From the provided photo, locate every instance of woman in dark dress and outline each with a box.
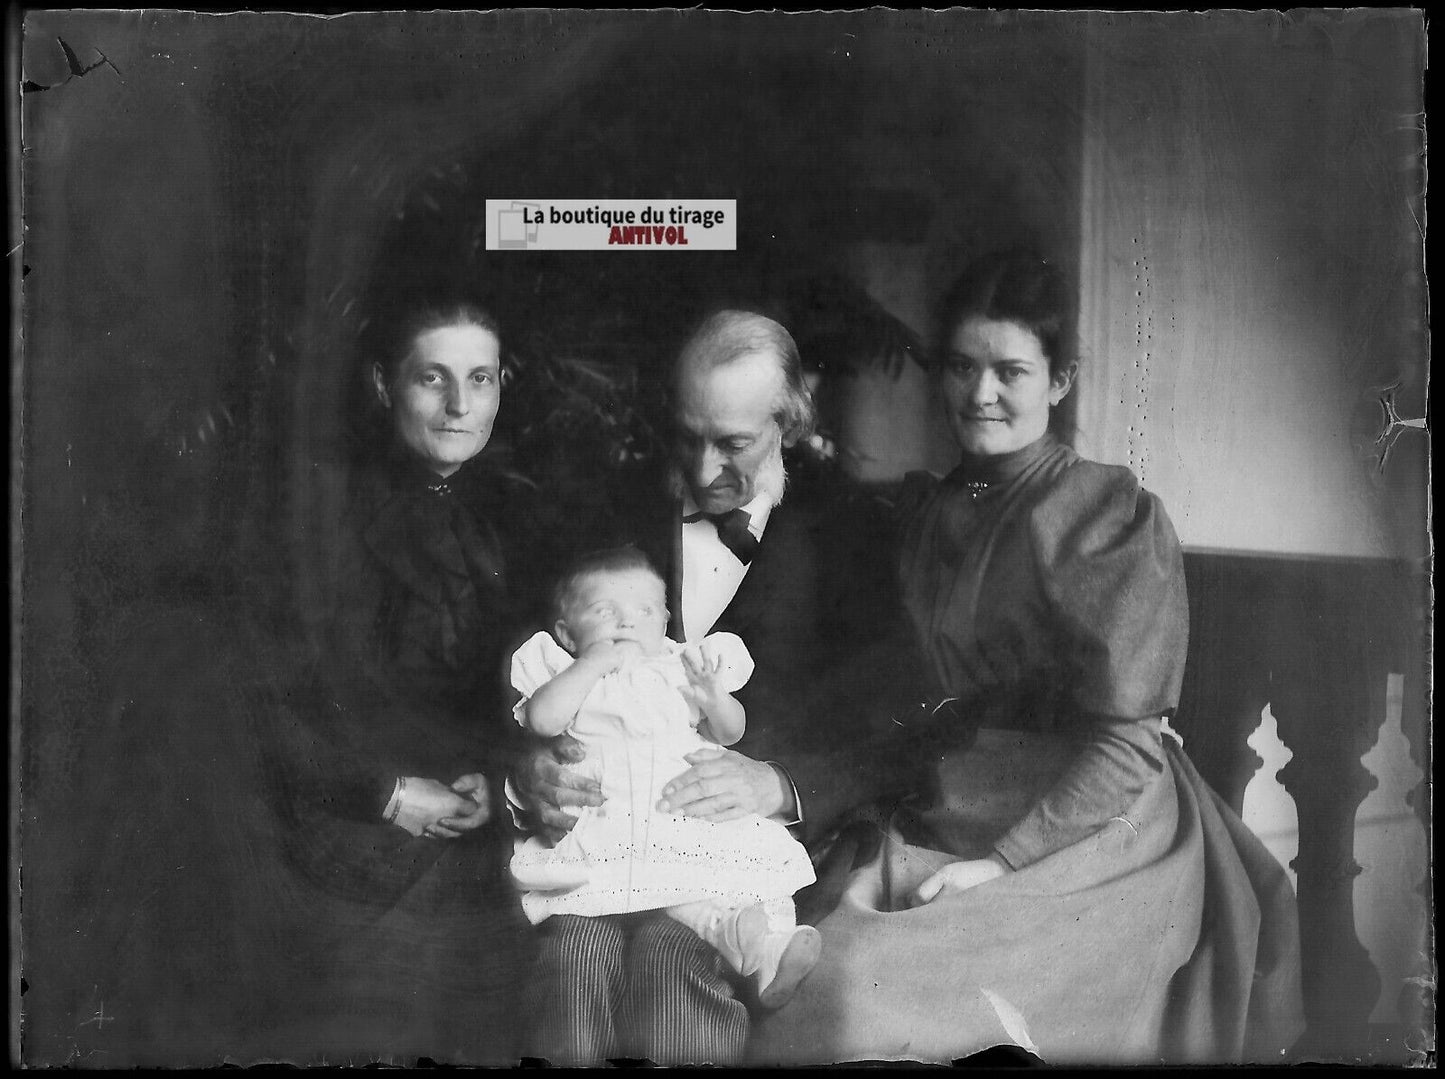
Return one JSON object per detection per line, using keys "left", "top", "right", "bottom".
{"left": 273, "top": 303, "right": 533, "bottom": 1063}
{"left": 751, "top": 253, "right": 1304, "bottom": 1064}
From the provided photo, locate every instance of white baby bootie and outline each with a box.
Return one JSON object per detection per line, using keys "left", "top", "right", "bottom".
{"left": 710, "top": 902, "right": 822, "bottom": 1011}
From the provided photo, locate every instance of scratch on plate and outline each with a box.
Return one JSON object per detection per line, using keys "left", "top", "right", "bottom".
{"left": 1107, "top": 815, "right": 1140, "bottom": 837}
{"left": 22, "top": 37, "right": 123, "bottom": 93}
{"left": 979, "top": 987, "right": 1041, "bottom": 1057}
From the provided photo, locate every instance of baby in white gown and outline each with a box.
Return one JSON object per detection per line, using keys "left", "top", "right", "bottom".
{"left": 510, "top": 546, "right": 821, "bottom": 1008}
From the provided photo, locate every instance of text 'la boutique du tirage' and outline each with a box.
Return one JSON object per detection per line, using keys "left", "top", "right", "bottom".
{"left": 523, "top": 204, "right": 726, "bottom": 246}
{"left": 485, "top": 199, "right": 738, "bottom": 251}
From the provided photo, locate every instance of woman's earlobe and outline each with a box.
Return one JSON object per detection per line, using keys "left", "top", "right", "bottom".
{"left": 1050, "top": 364, "right": 1078, "bottom": 404}
{"left": 371, "top": 362, "right": 391, "bottom": 408}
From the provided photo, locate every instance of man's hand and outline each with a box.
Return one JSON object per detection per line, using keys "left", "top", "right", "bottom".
{"left": 657, "top": 747, "right": 789, "bottom": 822}
{"left": 514, "top": 732, "right": 604, "bottom": 842}
{"left": 909, "top": 855, "right": 1010, "bottom": 906}
{"left": 393, "top": 777, "right": 484, "bottom": 839}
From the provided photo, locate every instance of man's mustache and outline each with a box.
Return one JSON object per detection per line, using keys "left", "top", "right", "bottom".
{"left": 666, "top": 450, "right": 789, "bottom": 504}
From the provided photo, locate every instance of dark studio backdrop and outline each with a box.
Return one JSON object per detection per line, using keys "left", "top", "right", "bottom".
{"left": 15, "top": 9, "right": 1430, "bottom": 1066}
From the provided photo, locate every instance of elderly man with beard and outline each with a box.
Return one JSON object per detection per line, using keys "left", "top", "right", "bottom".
{"left": 511, "top": 310, "right": 918, "bottom": 1065}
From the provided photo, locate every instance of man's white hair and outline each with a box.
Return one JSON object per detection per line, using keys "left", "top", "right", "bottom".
{"left": 674, "top": 310, "right": 816, "bottom": 445}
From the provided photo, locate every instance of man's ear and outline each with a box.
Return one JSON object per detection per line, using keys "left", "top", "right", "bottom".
{"left": 554, "top": 620, "right": 576, "bottom": 653}
{"left": 1049, "top": 363, "right": 1077, "bottom": 406}
{"left": 778, "top": 418, "right": 802, "bottom": 450}
{"left": 372, "top": 362, "right": 391, "bottom": 408}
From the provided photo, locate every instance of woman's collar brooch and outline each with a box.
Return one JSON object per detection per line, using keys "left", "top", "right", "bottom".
{"left": 965, "top": 480, "right": 990, "bottom": 501}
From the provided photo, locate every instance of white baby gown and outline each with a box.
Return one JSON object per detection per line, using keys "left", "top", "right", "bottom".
{"left": 509, "top": 630, "right": 816, "bottom": 924}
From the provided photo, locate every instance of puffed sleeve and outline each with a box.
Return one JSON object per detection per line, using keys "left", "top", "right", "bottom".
{"left": 992, "top": 462, "right": 1188, "bottom": 870}
{"left": 509, "top": 630, "right": 575, "bottom": 727}
{"left": 687, "top": 631, "right": 756, "bottom": 693}
{"left": 1034, "top": 462, "right": 1189, "bottom": 720}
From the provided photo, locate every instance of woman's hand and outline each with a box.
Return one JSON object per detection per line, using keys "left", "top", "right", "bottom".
{"left": 910, "top": 855, "right": 1011, "bottom": 907}
{"left": 435, "top": 773, "right": 492, "bottom": 835}
{"left": 392, "top": 776, "right": 485, "bottom": 839}
{"left": 514, "top": 732, "right": 604, "bottom": 843}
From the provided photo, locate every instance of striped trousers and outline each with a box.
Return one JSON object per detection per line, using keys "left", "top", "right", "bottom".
{"left": 523, "top": 911, "right": 749, "bottom": 1065}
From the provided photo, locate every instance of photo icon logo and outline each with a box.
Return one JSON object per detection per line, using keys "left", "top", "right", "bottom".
{"left": 496, "top": 201, "right": 542, "bottom": 248}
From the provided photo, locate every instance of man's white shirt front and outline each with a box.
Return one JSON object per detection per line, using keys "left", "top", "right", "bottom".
{"left": 678, "top": 492, "right": 774, "bottom": 641}
{"left": 677, "top": 491, "right": 802, "bottom": 826}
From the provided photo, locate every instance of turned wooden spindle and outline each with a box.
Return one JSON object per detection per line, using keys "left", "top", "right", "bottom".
{"left": 1241, "top": 702, "right": 1298, "bottom": 893}
{"left": 1268, "top": 560, "right": 1386, "bottom": 1059}
{"left": 1353, "top": 673, "right": 1429, "bottom": 1031}
{"left": 1177, "top": 555, "right": 1275, "bottom": 815}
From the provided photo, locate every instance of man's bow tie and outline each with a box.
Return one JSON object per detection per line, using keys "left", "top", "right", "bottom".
{"left": 683, "top": 507, "right": 759, "bottom": 565}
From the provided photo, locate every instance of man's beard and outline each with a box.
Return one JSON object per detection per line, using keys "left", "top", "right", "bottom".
{"left": 667, "top": 443, "right": 788, "bottom": 508}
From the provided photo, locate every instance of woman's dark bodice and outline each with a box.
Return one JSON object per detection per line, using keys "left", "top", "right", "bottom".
{"left": 336, "top": 450, "right": 509, "bottom": 712}
{"left": 299, "top": 448, "right": 521, "bottom": 822}
{"left": 896, "top": 436, "right": 1190, "bottom": 867}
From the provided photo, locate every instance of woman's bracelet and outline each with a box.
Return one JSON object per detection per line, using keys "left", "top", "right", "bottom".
{"left": 384, "top": 776, "right": 405, "bottom": 823}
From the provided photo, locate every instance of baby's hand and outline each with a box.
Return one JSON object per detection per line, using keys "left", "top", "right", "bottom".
{"left": 680, "top": 646, "right": 730, "bottom": 710}
{"left": 579, "top": 638, "right": 628, "bottom": 673}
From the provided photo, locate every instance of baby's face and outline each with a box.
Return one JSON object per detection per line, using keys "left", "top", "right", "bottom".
{"left": 558, "top": 568, "right": 669, "bottom": 658}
